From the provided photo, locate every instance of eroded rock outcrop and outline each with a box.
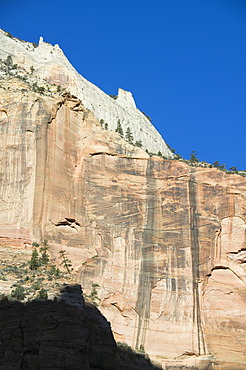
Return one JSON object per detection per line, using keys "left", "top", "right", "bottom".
{"left": 0, "top": 285, "right": 160, "bottom": 370}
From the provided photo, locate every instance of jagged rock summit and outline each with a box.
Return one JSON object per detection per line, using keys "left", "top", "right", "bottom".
{"left": 0, "top": 29, "right": 173, "bottom": 157}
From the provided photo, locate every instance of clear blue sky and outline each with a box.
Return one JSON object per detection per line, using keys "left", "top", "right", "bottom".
{"left": 1, "top": 0, "right": 246, "bottom": 169}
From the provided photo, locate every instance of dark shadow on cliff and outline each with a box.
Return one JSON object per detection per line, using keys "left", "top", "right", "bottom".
{"left": 0, "top": 284, "right": 161, "bottom": 370}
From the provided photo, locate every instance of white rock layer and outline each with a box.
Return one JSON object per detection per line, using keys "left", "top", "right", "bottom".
{"left": 0, "top": 29, "right": 173, "bottom": 157}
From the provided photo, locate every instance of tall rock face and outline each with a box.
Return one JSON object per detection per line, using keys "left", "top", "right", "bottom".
{"left": 0, "top": 33, "right": 246, "bottom": 369}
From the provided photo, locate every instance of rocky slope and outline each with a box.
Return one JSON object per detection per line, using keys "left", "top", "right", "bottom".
{"left": 0, "top": 32, "right": 246, "bottom": 369}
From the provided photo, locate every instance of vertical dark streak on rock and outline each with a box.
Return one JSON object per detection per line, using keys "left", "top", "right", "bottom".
{"left": 20, "top": 104, "right": 27, "bottom": 200}
{"left": 36, "top": 122, "right": 49, "bottom": 239}
{"left": 135, "top": 159, "right": 157, "bottom": 349}
{"left": 188, "top": 170, "right": 206, "bottom": 355}
{"left": 122, "top": 230, "right": 128, "bottom": 294}
{"left": 33, "top": 101, "right": 63, "bottom": 239}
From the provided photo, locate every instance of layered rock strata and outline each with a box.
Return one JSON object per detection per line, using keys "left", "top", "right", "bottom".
{"left": 0, "top": 78, "right": 245, "bottom": 369}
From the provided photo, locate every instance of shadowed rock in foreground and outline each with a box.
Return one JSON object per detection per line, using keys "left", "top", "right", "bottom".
{"left": 0, "top": 285, "right": 161, "bottom": 370}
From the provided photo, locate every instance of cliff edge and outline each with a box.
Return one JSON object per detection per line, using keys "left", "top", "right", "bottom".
{"left": 0, "top": 29, "right": 173, "bottom": 157}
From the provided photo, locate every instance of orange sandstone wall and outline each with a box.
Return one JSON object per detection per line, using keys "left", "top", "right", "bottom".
{"left": 0, "top": 81, "right": 245, "bottom": 367}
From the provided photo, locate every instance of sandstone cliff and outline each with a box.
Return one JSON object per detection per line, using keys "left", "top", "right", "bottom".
{"left": 0, "top": 33, "right": 246, "bottom": 370}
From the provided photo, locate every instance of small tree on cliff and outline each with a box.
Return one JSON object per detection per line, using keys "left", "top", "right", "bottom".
{"left": 229, "top": 166, "right": 238, "bottom": 173}
{"left": 189, "top": 151, "right": 199, "bottom": 163}
{"left": 4, "top": 55, "right": 13, "bottom": 67}
{"left": 40, "top": 239, "right": 49, "bottom": 265}
{"left": 213, "top": 161, "right": 225, "bottom": 169}
{"left": 125, "top": 127, "right": 134, "bottom": 144}
{"left": 59, "top": 250, "right": 73, "bottom": 273}
{"left": 115, "top": 120, "right": 124, "bottom": 138}
{"left": 89, "top": 283, "right": 100, "bottom": 306}
{"left": 30, "top": 248, "right": 40, "bottom": 270}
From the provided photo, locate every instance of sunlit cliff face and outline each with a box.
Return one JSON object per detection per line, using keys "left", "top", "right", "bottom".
{"left": 0, "top": 30, "right": 246, "bottom": 369}
{"left": 0, "top": 29, "right": 174, "bottom": 158}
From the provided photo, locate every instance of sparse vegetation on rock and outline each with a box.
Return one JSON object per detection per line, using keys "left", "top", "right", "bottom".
{"left": 59, "top": 250, "right": 73, "bottom": 273}
{"left": 11, "top": 284, "right": 26, "bottom": 301}
{"left": 40, "top": 239, "right": 50, "bottom": 265}
{"left": 30, "top": 247, "right": 40, "bottom": 270}
{"left": 141, "top": 111, "right": 152, "bottom": 122}
{"left": 125, "top": 126, "right": 134, "bottom": 144}
{"left": 100, "top": 119, "right": 109, "bottom": 130}
{"left": 213, "top": 160, "right": 225, "bottom": 169}
{"left": 0, "top": 239, "right": 74, "bottom": 303}
{"left": 135, "top": 140, "right": 143, "bottom": 148}
{"left": 88, "top": 283, "right": 100, "bottom": 306}
{"left": 189, "top": 150, "right": 199, "bottom": 163}
{"left": 109, "top": 94, "right": 118, "bottom": 100}
{"left": 115, "top": 119, "right": 124, "bottom": 138}
{"left": 36, "top": 287, "right": 48, "bottom": 300}
{"left": 32, "top": 82, "right": 45, "bottom": 93}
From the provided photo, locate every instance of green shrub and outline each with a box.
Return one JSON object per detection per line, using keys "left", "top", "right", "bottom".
{"left": 36, "top": 288, "right": 48, "bottom": 300}
{"left": 38, "top": 86, "right": 45, "bottom": 93}
{"left": 89, "top": 283, "right": 100, "bottom": 306}
{"left": 4, "top": 55, "right": 13, "bottom": 67}
{"left": 5, "top": 31, "right": 13, "bottom": 39}
{"left": 32, "top": 241, "right": 40, "bottom": 247}
{"left": 109, "top": 94, "right": 117, "bottom": 100}
{"left": 135, "top": 140, "right": 143, "bottom": 148}
{"left": 0, "top": 273, "right": 7, "bottom": 281}
{"left": 4, "top": 265, "right": 18, "bottom": 273}
{"left": 32, "top": 280, "right": 42, "bottom": 290}
{"left": 189, "top": 151, "right": 199, "bottom": 163}
{"left": 229, "top": 166, "right": 238, "bottom": 173}
{"left": 213, "top": 161, "right": 225, "bottom": 169}
{"left": 32, "top": 82, "right": 45, "bottom": 93}
{"left": 99, "top": 119, "right": 108, "bottom": 130}
{"left": 174, "top": 153, "right": 182, "bottom": 159}
{"left": 48, "top": 265, "right": 62, "bottom": 280}
{"left": 11, "top": 285, "right": 25, "bottom": 301}
{"left": 141, "top": 111, "right": 152, "bottom": 122}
